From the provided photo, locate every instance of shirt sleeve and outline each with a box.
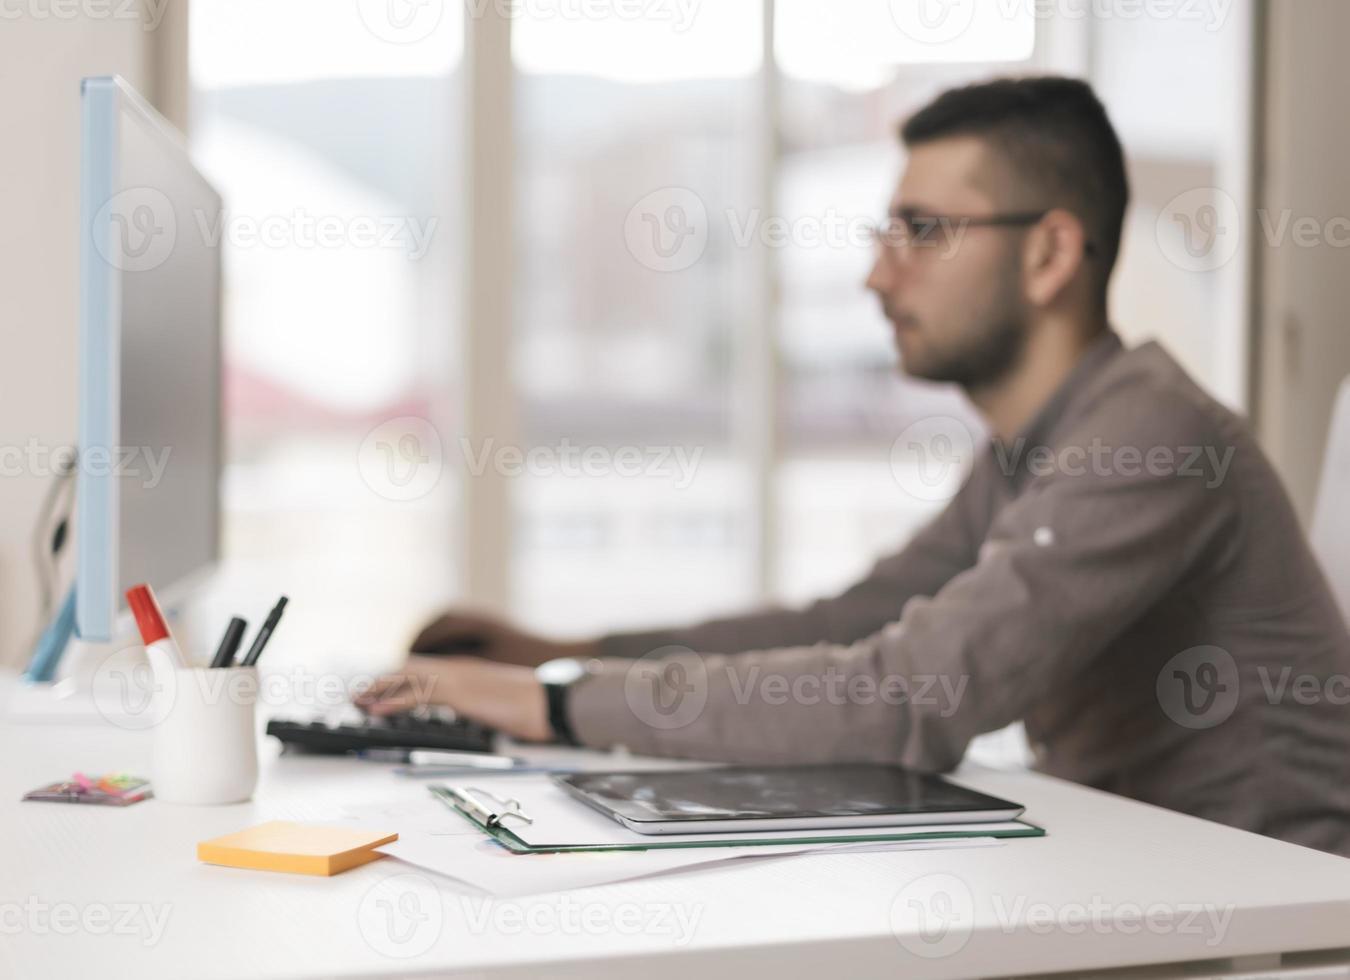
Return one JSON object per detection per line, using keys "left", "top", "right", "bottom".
{"left": 571, "top": 398, "right": 1242, "bottom": 769}
{"left": 595, "top": 458, "right": 996, "bottom": 660}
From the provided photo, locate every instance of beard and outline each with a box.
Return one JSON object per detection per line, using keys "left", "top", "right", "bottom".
{"left": 897, "top": 262, "right": 1029, "bottom": 390}
{"left": 906, "top": 312, "right": 1027, "bottom": 389}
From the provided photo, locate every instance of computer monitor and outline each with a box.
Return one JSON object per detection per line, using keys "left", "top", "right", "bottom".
{"left": 75, "top": 76, "right": 222, "bottom": 643}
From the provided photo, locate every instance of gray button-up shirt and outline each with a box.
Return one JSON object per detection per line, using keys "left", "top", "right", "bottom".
{"left": 573, "top": 332, "right": 1350, "bottom": 856}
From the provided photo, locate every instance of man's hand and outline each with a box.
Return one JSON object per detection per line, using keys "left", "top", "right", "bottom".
{"left": 410, "top": 610, "right": 598, "bottom": 668}
{"left": 354, "top": 655, "right": 552, "bottom": 743}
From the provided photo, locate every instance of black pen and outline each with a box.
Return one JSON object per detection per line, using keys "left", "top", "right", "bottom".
{"left": 209, "top": 616, "right": 249, "bottom": 668}
{"left": 240, "top": 596, "right": 288, "bottom": 667}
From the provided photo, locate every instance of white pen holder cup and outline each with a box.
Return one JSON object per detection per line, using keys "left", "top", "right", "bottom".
{"left": 152, "top": 666, "right": 259, "bottom": 805}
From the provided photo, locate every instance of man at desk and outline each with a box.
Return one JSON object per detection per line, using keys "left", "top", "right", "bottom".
{"left": 357, "top": 77, "right": 1350, "bottom": 856}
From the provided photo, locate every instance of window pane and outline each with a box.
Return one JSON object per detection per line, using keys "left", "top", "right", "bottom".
{"left": 190, "top": 0, "right": 461, "bottom": 667}
{"left": 773, "top": 6, "right": 1030, "bottom": 600}
{"left": 511, "top": 2, "right": 762, "bottom": 634}
{"left": 776, "top": 0, "right": 1035, "bottom": 84}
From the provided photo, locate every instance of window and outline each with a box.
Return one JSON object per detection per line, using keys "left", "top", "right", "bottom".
{"left": 510, "top": 2, "right": 763, "bottom": 633}
{"left": 190, "top": 0, "right": 461, "bottom": 666}
{"left": 772, "top": 1, "right": 1037, "bottom": 602}
{"left": 188, "top": 2, "right": 1251, "bottom": 687}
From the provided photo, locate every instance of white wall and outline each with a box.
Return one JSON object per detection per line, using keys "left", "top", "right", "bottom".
{"left": 0, "top": 5, "right": 164, "bottom": 668}
{"left": 1257, "top": 0, "right": 1350, "bottom": 521}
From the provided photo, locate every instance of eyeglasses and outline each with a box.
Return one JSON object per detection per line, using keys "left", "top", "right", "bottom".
{"left": 870, "top": 207, "right": 1099, "bottom": 259}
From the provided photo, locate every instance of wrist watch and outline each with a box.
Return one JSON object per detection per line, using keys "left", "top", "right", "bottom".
{"left": 535, "top": 658, "right": 597, "bottom": 746}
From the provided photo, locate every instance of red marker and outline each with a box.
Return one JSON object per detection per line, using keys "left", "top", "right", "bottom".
{"left": 126, "top": 583, "right": 188, "bottom": 672}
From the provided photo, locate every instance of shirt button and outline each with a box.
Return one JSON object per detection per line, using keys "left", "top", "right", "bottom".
{"left": 1033, "top": 526, "right": 1055, "bottom": 547}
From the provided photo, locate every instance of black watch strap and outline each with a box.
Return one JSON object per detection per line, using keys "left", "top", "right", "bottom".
{"left": 544, "top": 681, "right": 581, "bottom": 747}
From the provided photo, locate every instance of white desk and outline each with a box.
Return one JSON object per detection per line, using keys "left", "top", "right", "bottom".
{"left": 4, "top": 679, "right": 1350, "bottom": 980}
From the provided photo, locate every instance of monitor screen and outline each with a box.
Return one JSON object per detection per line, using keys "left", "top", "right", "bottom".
{"left": 76, "top": 76, "right": 222, "bottom": 641}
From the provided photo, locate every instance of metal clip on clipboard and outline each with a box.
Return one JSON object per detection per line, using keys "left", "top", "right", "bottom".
{"left": 450, "top": 786, "right": 534, "bottom": 828}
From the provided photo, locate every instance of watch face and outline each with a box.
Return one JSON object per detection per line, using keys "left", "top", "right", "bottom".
{"left": 535, "top": 657, "right": 586, "bottom": 685}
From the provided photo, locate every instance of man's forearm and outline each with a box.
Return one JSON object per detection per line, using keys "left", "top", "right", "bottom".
{"left": 597, "top": 484, "right": 987, "bottom": 661}
{"left": 570, "top": 628, "right": 974, "bottom": 772}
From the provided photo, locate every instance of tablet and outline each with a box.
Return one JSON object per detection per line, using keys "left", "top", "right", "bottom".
{"left": 553, "top": 764, "right": 1025, "bottom": 835}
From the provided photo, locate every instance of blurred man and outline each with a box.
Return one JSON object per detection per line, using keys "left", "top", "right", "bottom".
{"left": 357, "top": 77, "right": 1350, "bottom": 855}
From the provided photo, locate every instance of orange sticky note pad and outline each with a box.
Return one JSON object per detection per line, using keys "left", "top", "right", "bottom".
{"left": 197, "top": 821, "right": 398, "bottom": 877}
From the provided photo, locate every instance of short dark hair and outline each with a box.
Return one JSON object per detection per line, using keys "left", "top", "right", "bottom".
{"left": 901, "top": 76, "right": 1130, "bottom": 302}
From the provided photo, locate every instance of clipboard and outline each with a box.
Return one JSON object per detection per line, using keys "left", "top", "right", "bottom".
{"left": 430, "top": 781, "right": 1046, "bottom": 854}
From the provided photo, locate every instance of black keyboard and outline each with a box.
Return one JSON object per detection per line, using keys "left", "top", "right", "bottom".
{"left": 266, "top": 708, "right": 496, "bottom": 755}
